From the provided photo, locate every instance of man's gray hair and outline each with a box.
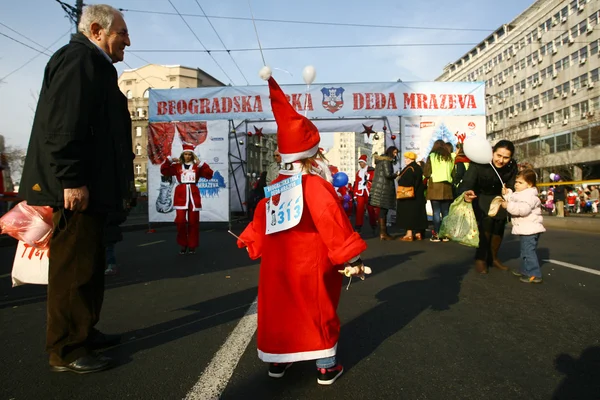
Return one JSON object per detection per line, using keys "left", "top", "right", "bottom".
{"left": 78, "top": 4, "right": 123, "bottom": 36}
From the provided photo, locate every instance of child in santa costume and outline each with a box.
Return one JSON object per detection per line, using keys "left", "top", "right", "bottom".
{"left": 237, "top": 69, "right": 368, "bottom": 386}
{"left": 160, "top": 144, "right": 213, "bottom": 254}
{"left": 353, "top": 155, "right": 378, "bottom": 234}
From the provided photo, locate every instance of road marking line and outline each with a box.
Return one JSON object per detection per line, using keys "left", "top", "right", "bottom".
{"left": 138, "top": 240, "right": 165, "bottom": 247}
{"left": 544, "top": 259, "right": 600, "bottom": 276}
{"left": 184, "top": 298, "right": 258, "bottom": 400}
{"left": 0, "top": 273, "right": 11, "bottom": 279}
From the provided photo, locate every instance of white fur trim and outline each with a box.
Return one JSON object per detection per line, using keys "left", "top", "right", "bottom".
{"left": 280, "top": 142, "right": 320, "bottom": 163}
{"left": 258, "top": 343, "right": 337, "bottom": 363}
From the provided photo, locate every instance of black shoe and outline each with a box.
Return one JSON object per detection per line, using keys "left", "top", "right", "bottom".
{"left": 317, "top": 364, "right": 344, "bottom": 385}
{"left": 89, "top": 330, "right": 121, "bottom": 349}
{"left": 188, "top": 247, "right": 196, "bottom": 255}
{"left": 268, "top": 362, "right": 293, "bottom": 378}
{"left": 50, "top": 354, "right": 111, "bottom": 374}
{"left": 179, "top": 246, "right": 187, "bottom": 255}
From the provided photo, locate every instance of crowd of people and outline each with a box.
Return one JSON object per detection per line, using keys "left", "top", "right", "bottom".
{"left": 12, "top": 1, "right": 594, "bottom": 387}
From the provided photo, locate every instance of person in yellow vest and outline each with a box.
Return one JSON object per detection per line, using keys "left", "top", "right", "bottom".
{"left": 423, "top": 140, "right": 455, "bottom": 242}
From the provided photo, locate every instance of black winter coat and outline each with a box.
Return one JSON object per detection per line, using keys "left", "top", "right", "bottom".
{"left": 369, "top": 155, "right": 397, "bottom": 210}
{"left": 19, "top": 33, "right": 134, "bottom": 212}
{"left": 458, "top": 160, "right": 517, "bottom": 221}
{"left": 395, "top": 161, "right": 428, "bottom": 230}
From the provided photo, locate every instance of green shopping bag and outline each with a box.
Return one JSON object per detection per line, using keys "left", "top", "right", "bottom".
{"left": 439, "top": 193, "right": 479, "bottom": 248}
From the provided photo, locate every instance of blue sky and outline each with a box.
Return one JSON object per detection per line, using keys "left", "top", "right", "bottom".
{"left": 0, "top": 0, "right": 529, "bottom": 149}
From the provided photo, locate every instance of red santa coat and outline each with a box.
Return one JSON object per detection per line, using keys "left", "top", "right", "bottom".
{"left": 160, "top": 160, "right": 214, "bottom": 211}
{"left": 238, "top": 173, "right": 367, "bottom": 363}
{"left": 353, "top": 166, "right": 375, "bottom": 197}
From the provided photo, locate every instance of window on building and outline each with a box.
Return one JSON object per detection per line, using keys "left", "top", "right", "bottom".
{"left": 590, "top": 10, "right": 600, "bottom": 27}
{"left": 572, "top": 102, "right": 581, "bottom": 117}
{"left": 571, "top": 50, "right": 579, "bottom": 65}
{"left": 143, "top": 89, "right": 150, "bottom": 98}
{"left": 580, "top": 100, "right": 590, "bottom": 115}
{"left": 591, "top": 39, "right": 599, "bottom": 56}
{"left": 556, "top": 133, "right": 571, "bottom": 152}
{"left": 136, "top": 107, "right": 144, "bottom": 117}
{"left": 579, "top": 46, "right": 588, "bottom": 61}
{"left": 563, "top": 81, "right": 571, "bottom": 93}
{"left": 126, "top": 90, "right": 132, "bottom": 99}
{"left": 579, "top": 20, "right": 587, "bottom": 35}
{"left": 135, "top": 126, "right": 142, "bottom": 137}
{"left": 591, "top": 68, "right": 599, "bottom": 82}
{"left": 126, "top": 80, "right": 132, "bottom": 86}
{"left": 135, "top": 143, "right": 142, "bottom": 156}
{"left": 169, "top": 76, "right": 176, "bottom": 82}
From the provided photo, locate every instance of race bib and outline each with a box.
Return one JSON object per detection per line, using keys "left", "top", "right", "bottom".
{"left": 181, "top": 169, "right": 196, "bottom": 184}
{"left": 264, "top": 173, "right": 303, "bottom": 235}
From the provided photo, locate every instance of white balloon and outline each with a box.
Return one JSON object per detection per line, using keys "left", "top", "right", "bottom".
{"left": 463, "top": 135, "right": 493, "bottom": 164}
{"left": 549, "top": 173, "right": 556, "bottom": 180}
{"left": 302, "top": 65, "right": 316, "bottom": 85}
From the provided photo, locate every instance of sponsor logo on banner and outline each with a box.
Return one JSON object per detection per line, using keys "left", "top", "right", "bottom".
{"left": 198, "top": 170, "right": 227, "bottom": 198}
{"left": 211, "top": 137, "right": 225, "bottom": 141}
{"left": 405, "top": 123, "right": 419, "bottom": 128}
{"left": 406, "top": 141, "right": 420, "bottom": 151}
{"left": 321, "top": 87, "right": 345, "bottom": 114}
{"left": 213, "top": 157, "right": 219, "bottom": 162}
{"left": 468, "top": 122, "right": 476, "bottom": 130}
{"left": 420, "top": 121, "right": 435, "bottom": 128}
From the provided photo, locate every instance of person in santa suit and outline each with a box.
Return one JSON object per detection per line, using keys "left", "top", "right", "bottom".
{"left": 160, "top": 143, "right": 213, "bottom": 254}
{"left": 237, "top": 68, "right": 368, "bottom": 386}
{"left": 353, "top": 155, "right": 378, "bottom": 234}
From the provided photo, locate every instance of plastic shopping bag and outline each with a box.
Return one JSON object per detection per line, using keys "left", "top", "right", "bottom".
{"left": 0, "top": 201, "right": 53, "bottom": 249}
{"left": 439, "top": 193, "right": 479, "bottom": 248}
{"left": 12, "top": 240, "right": 49, "bottom": 286}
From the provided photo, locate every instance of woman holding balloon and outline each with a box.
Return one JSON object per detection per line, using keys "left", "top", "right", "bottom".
{"left": 369, "top": 146, "right": 399, "bottom": 240}
{"left": 459, "top": 139, "right": 518, "bottom": 274}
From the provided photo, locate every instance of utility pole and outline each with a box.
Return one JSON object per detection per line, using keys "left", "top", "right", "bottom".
{"left": 75, "top": 0, "right": 83, "bottom": 26}
{"left": 55, "top": 0, "right": 83, "bottom": 30}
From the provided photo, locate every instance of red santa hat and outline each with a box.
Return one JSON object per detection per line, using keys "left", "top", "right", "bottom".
{"left": 261, "top": 69, "right": 320, "bottom": 163}
{"left": 181, "top": 142, "right": 195, "bottom": 152}
{"left": 358, "top": 154, "right": 368, "bottom": 165}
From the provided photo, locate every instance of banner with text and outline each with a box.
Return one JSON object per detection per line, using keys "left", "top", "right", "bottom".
{"left": 147, "top": 120, "right": 230, "bottom": 223}
{"left": 149, "top": 81, "right": 485, "bottom": 122}
{"left": 401, "top": 116, "right": 487, "bottom": 161}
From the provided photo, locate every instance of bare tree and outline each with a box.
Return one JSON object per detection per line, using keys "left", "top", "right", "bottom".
{"left": 3, "top": 145, "right": 26, "bottom": 190}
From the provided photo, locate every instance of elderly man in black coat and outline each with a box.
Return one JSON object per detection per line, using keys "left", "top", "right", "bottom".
{"left": 19, "top": 4, "right": 134, "bottom": 374}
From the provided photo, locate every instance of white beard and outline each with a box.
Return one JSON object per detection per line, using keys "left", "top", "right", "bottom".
{"left": 313, "top": 158, "right": 333, "bottom": 184}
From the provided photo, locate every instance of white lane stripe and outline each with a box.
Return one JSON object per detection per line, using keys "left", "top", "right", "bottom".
{"left": 138, "top": 240, "right": 165, "bottom": 247}
{"left": 184, "top": 298, "right": 258, "bottom": 400}
{"left": 543, "top": 259, "right": 600, "bottom": 276}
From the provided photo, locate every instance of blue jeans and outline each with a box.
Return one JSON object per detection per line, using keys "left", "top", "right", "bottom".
{"left": 106, "top": 244, "right": 116, "bottom": 265}
{"left": 316, "top": 355, "right": 336, "bottom": 369}
{"left": 431, "top": 200, "right": 451, "bottom": 234}
{"left": 520, "top": 234, "right": 541, "bottom": 278}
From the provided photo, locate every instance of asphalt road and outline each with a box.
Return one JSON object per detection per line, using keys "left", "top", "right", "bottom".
{"left": 0, "top": 224, "right": 599, "bottom": 400}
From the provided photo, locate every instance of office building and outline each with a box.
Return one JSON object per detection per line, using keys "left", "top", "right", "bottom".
{"left": 437, "top": 0, "right": 600, "bottom": 180}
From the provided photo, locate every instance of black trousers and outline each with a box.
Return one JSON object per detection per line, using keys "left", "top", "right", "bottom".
{"left": 475, "top": 216, "right": 506, "bottom": 262}
{"left": 47, "top": 209, "right": 106, "bottom": 364}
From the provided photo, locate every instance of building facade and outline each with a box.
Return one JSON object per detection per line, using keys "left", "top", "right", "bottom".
{"left": 117, "top": 64, "right": 225, "bottom": 191}
{"left": 437, "top": 0, "right": 600, "bottom": 180}
{"left": 326, "top": 132, "right": 374, "bottom": 183}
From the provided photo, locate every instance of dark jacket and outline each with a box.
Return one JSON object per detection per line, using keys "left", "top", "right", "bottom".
{"left": 395, "top": 161, "right": 428, "bottom": 230}
{"left": 458, "top": 160, "right": 518, "bottom": 221}
{"left": 369, "top": 155, "right": 397, "bottom": 210}
{"left": 19, "top": 33, "right": 134, "bottom": 212}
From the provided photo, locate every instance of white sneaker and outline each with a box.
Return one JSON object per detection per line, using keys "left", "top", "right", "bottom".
{"left": 488, "top": 196, "right": 504, "bottom": 217}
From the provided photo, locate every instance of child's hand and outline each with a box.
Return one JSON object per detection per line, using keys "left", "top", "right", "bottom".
{"left": 501, "top": 201, "right": 508, "bottom": 209}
